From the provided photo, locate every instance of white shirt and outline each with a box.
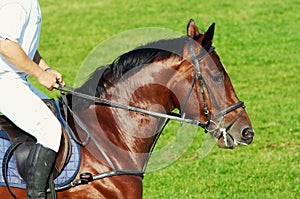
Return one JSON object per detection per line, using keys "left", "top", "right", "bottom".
{"left": 0, "top": 0, "right": 42, "bottom": 76}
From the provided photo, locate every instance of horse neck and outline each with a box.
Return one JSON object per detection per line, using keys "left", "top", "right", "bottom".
{"left": 103, "top": 59, "right": 180, "bottom": 146}
{"left": 70, "top": 58, "right": 186, "bottom": 171}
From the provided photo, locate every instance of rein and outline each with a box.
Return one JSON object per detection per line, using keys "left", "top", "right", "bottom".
{"left": 58, "top": 86, "right": 206, "bottom": 127}
{"left": 53, "top": 40, "right": 246, "bottom": 191}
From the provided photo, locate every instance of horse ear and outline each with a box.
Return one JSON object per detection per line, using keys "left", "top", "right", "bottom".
{"left": 201, "top": 23, "right": 215, "bottom": 49}
{"left": 187, "top": 19, "right": 200, "bottom": 39}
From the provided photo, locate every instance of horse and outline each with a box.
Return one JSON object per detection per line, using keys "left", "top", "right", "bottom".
{"left": 0, "top": 19, "right": 254, "bottom": 198}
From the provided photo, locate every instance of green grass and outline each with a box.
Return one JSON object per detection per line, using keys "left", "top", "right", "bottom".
{"left": 34, "top": 0, "right": 300, "bottom": 198}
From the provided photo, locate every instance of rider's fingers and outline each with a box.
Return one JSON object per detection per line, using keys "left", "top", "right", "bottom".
{"left": 47, "top": 84, "right": 54, "bottom": 91}
{"left": 56, "top": 77, "right": 65, "bottom": 88}
{"left": 56, "top": 74, "right": 63, "bottom": 82}
{"left": 52, "top": 82, "right": 59, "bottom": 90}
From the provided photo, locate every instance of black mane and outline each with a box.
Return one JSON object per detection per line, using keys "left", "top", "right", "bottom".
{"left": 71, "top": 36, "right": 189, "bottom": 108}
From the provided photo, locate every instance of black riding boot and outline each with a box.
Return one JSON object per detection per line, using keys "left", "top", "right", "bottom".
{"left": 25, "top": 143, "right": 56, "bottom": 199}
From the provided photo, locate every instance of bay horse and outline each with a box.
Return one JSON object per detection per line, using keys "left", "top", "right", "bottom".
{"left": 1, "top": 19, "right": 254, "bottom": 198}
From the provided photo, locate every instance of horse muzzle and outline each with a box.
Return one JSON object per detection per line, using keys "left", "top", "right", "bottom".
{"left": 215, "top": 127, "right": 254, "bottom": 149}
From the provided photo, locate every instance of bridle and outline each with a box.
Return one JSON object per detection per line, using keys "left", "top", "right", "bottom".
{"left": 53, "top": 38, "right": 246, "bottom": 191}
{"left": 186, "top": 39, "right": 246, "bottom": 144}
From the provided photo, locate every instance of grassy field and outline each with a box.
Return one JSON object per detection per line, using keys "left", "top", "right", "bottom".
{"left": 35, "top": 0, "right": 299, "bottom": 198}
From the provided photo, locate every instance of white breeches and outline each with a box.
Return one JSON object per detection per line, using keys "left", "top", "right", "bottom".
{"left": 0, "top": 75, "right": 61, "bottom": 152}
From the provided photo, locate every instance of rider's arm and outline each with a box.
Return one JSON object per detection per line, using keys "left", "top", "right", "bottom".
{"left": 0, "top": 39, "right": 44, "bottom": 77}
{"left": 0, "top": 39, "right": 62, "bottom": 90}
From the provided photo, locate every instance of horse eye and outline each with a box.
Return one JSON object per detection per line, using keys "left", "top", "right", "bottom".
{"left": 212, "top": 74, "right": 223, "bottom": 82}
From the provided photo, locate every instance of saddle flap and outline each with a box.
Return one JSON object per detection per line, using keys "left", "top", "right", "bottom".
{"left": 42, "top": 99, "right": 72, "bottom": 177}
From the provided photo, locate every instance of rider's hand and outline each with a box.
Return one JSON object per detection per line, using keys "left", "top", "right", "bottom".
{"left": 37, "top": 70, "right": 65, "bottom": 90}
{"left": 48, "top": 69, "right": 65, "bottom": 88}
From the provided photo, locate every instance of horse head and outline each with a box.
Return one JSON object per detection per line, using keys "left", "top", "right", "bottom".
{"left": 176, "top": 19, "right": 254, "bottom": 149}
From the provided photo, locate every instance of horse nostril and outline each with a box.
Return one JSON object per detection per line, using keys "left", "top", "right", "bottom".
{"left": 241, "top": 128, "right": 254, "bottom": 140}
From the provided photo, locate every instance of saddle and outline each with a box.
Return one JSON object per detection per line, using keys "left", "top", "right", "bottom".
{"left": 0, "top": 99, "right": 72, "bottom": 188}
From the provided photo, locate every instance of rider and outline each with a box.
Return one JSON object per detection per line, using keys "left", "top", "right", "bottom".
{"left": 0, "top": 0, "right": 64, "bottom": 198}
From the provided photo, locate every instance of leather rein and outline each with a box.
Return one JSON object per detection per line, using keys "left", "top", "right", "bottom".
{"left": 53, "top": 40, "right": 245, "bottom": 191}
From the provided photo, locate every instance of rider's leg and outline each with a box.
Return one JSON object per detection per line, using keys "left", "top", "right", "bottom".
{"left": 0, "top": 77, "right": 61, "bottom": 198}
{"left": 26, "top": 143, "right": 57, "bottom": 198}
